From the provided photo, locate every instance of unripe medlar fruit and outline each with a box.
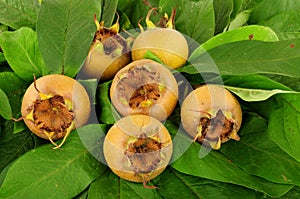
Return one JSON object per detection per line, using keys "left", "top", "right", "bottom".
{"left": 103, "top": 114, "right": 173, "bottom": 188}
{"left": 181, "top": 84, "right": 242, "bottom": 150}
{"left": 81, "top": 14, "right": 131, "bottom": 81}
{"left": 131, "top": 8, "right": 189, "bottom": 69}
{"left": 21, "top": 74, "right": 91, "bottom": 149}
{"left": 110, "top": 59, "right": 178, "bottom": 121}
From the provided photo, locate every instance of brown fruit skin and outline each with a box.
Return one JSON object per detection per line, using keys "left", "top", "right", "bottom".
{"left": 81, "top": 41, "right": 131, "bottom": 81}
{"left": 131, "top": 28, "right": 189, "bottom": 69}
{"left": 103, "top": 114, "right": 173, "bottom": 183}
{"left": 21, "top": 74, "right": 91, "bottom": 140}
{"left": 181, "top": 84, "right": 242, "bottom": 145}
{"left": 110, "top": 59, "right": 178, "bottom": 121}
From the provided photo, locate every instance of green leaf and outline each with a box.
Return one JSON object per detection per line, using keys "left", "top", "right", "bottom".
{"left": 231, "top": 0, "right": 243, "bottom": 20}
{"left": 225, "top": 86, "right": 298, "bottom": 102}
{"left": 0, "top": 131, "right": 106, "bottom": 199}
{"left": 213, "top": 0, "right": 233, "bottom": 34}
{"left": 254, "top": 10, "right": 300, "bottom": 33}
{"left": 0, "top": 0, "right": 40, "bottom": 29}
{"left": 0, "top": 27, "right": 46, "bottom": 81}
{"left": 101, "top": 0, "right": 118, "bottom": 27}
{"left": 0, "top": 88, "right": 12, "bottom": 120}
{"left": 0, "top": 52, "right": 5, "bottom": 64}
{"left": 0, "top": 121, "right": 43, "bottom": 172}
{"left": 227, "top": 10, "right": 251, "bottom": 30}
{"left": 0, "top": 72, "right": 28, "bottom": 117}
{"left": 221, "top": 115, "right": 300, "bottom": 186}
{"left": 36, "top": 0, "right": 101, "bottom": 77}
{"left": 88, "top": 170, "right": 118, "bottom": 199}
{"left": 97, "top": 81, "right": 120, "bottom": 125}
{"left": 118, "top": 0, "right": 159, "bottom": 29}
{"left": 78, "top": 79, "right": 98, "bottom": 105}
{"left": 171, "top": 142, "right": 293, "bottom": 197}
{"left": 180, "top": 39, "right": 300, "bottom": 77}
{"left": 154, "top": 168, "right": 260, "bottom": 199}
{"left": 268, "top": 94, "right": 300, "bottom": 163}
{"left": 249, "top": 0, "right": 300, "bottom": 31}
{"left": 88, "top": 170, "right": 161, "bottom": 199}
{"left": 159, "top": 0, "right": 215, "bottom": 44}
{"left": 223, "top": 74, "right": 291, "bottom": 91}
{"left": 77, "top": 124, "right": 108, "bottom": 163}
{"left": 264, "top": 74, "right": 300, "bottom": 92}
{"left": 189, "top": 25, "right": 278, "bottom": 60}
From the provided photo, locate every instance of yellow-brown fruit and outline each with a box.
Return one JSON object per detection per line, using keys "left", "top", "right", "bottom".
{"left": 103, "top": 114, "right": 173, "bottom": 188}
{"left": 81, "top": 15, "right": 131, "bottom": 81}
{"left": 110, "top": 59, "right": 178, "bottom": 121}
{"left": 181, "top": 84, "right": 242, "bottom": 149}
{"left": 21, "top": 74, "right": 91, "bottom": 149}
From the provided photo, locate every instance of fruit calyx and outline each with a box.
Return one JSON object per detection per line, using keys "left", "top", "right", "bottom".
{"left": 117, "top": 64, "right": 164, "bottom": 109}
{"left": 193, "top": 109, "right": 240, "bottom": 150}
{"left": 139, "top": 7, "right": 176, "bottom": 31}
{"left": 125, "top": 133, "right": 162, "bottom": 188}
{"left": 92, "top": 13, "right": 131, "bottom": 57}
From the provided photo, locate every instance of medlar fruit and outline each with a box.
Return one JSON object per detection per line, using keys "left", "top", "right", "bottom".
{"left": 21, "top": 74, "right": 91, "bottom": 149}
{"left": 103, "top": 114, "right": 173, "bottom": 188}
{"left": 181, "top": 84, "right": 242, "bottom": 149}
{"left": 80, "top": 14, "right": 131, "bottom": 81}
{"left": 110, "top": 59, "right": 178, "bottom": 121}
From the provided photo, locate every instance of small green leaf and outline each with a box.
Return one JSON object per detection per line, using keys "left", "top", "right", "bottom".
{"left": 13, "top": 121, "right": 27, "bottom": 134}
{"left": 0, "top": 0, "right": 40, "bottom": 29}
{"left": 97, "top": 81, "right": 120, "bottom": 124}
{"left": 0, "top": 131, "right": 106, "bottom": 199}
{"left": 143, "top": 50, "right": 164, "bottom": 64}
{"left": 0, "top": 27, "right": 45, "bottom": 81}
{"left": 228, "top": 10, "right": 251, "bottom": 30}
{"left": 36, "top": 0, "right": 101, "bottom": 77}
{"left": 225, "top": 86, "right": 298, "bottom": 102}
{"left": 0, "top": 72, "right": 28, "bottom": 117}
{"left": 0, "top": 88, "right": 12, "bottom": 120}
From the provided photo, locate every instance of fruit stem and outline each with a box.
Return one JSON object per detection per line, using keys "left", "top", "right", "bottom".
{"left": 11, "top": 116, "right": 24, "bottom": 122}
{"left": 143, "top": 181, "right": 158, "bottom": 189}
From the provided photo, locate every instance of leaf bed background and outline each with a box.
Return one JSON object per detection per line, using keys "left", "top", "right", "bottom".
{"left": 1, "top": 0, "right": 300, "bottom": 198}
